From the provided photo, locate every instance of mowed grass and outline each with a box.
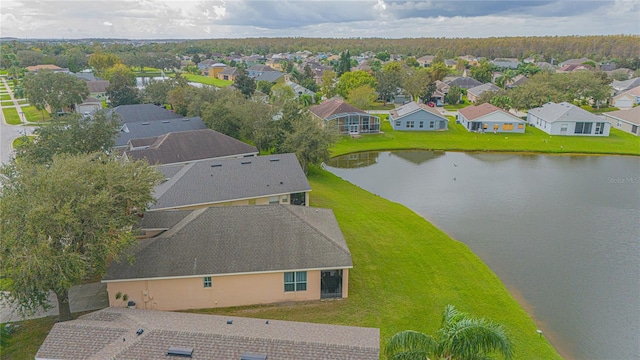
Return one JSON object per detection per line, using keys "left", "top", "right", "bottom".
{"left": 21, "top": 105, "right": 51, "bottom": 122}
{"left": 182, "top": 74, "right": 233, "bottom": 87}
{"left": 332, "top": 118, "right": 640, "bottom": 157}
{"left": 2, "top": 107, "right": 21, "bottom": 125}
{"left": 189, "top": 167, "right": 561, "bottom": 359}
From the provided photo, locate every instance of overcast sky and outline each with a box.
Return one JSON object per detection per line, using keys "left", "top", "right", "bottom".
{"left": 1, "top": 0, "right": 639, "bottom": 39}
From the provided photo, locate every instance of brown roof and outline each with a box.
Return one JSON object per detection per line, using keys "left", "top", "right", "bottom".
{"left": 625, "top": 85, "right": 640, "bottom": 97}
{"left": 603, "top": 107, "right": 640, "bottom": 125}
{"left": 309, "top": 98, "right": 366, "bottom": 119}
{"left": 25, "top": 64, "right": 62, "bottom": 72}
{"left": 87, "top": 80, "right": 110, "bottom": 93}
{"left": 36, "top": 307, "right": 380, "bottom": 359}
{"left": 123, "top": 129, "right": 258, "bottom": 166}
{"left": 458, "top": 103, "right": 516, "bottom": 121}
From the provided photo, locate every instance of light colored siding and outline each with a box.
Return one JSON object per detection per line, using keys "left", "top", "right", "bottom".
{"left": 391, "top": 110, "right": 447, "bottom": 131}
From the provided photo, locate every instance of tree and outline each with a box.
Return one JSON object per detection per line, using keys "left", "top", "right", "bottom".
{"left": 103, "top": 63, "right": 136, "bottom": 85}
{"left": 22, "top": 70, "right": 89, "bottom": 117}
{"left": 376, "top": 51, "right": 391, "bottom": 62}
{"left": 445, "top": 85, "right": 463, "bottom": 105}
{"left": 429, "top": 62, "right": 451, "bottom": 81}
{"left": 336, "top": 50, "right": 352, "bottom": 76}
{"left": 321, "top": 69, "right": 338, "bottom": 98}
{"left": 405, "top": 56, "right": 420, "bottom": 68}
{"left": 270, "top": 82, "right": 295, "bottom": 106}
{"left": 142, "top": 78, "right": 180, "bottom": 106}
{"left": 347, "top": 85, "right": 377, "bottom": 110}
{"left": 280, "top": 112, "right": 337, "bottom": 174}
{"left": 88, "top": 52, "right": 122, "bottom": 78}
{"left": 256, "top": 80, "right": 274, "bottom": 96}
{"left": 469, "top": 60, "right": 494, "bottom": 84}
{"left": 234, "top": 67, "right": 256, "bottom": 98}
{"left": 192, "top": 53, "right": 201, "bottom": 64}
{"left": 385, "top": 305, "right": 513, "bottom": 360}
{"left": 337, "top": 70, "right": 377, "bottom": 98}
{"left": 403, "top": 67, "right": 432, "bottom": 102}
{"left": 490, "top": 95, "right": 513, "bottom": 110}
{"left": 0, "top": 153, "right": 163, "bottom": 322}
{"left": 15, "top": 110, "right": 119, "bottom": 165}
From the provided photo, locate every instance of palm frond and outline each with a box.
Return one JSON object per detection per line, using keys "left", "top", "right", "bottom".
{"left": 385, "top": 330, "right": 438, "bottom": 360}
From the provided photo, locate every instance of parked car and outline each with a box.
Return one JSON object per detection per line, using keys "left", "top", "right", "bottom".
{"left": 427, "top": 102, "right": 436, "bottom": 107}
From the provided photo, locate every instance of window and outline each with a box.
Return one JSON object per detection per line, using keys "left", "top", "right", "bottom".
{"left": 632, "top": 125, "right": 638, "bottom": 134}
{"left": 595, "top": 122, "right": 605, "bottom": 135}
{"left": 395, "top": 120, "right": 401, "bottom": 127}
{"left": 419, "top": 121, "right": 424, "bottom": 128}
{"left": 284, "top": 271, "right": 307, "bottom": 292}
{"left": 406, "top": 121, "right": 415, "bottom": 128}
{"left": 429, "top": 121, "right": 434, "bottom": 128}
{"left": 203, "top": 276, "right": 212, "bottom": 288}
{"left": 574, "top": 122, "right": 593, "bottom": 134}
{"left": 502, "top": 123, "right": 514, "bottom": 131}
{"left": 618, "top": 120, "right": 622, "bottom": 127}
{"left": 269, "top": 196, "right": 279, "bottom": 204}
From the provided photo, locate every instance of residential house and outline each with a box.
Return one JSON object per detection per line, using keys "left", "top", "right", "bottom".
{"left": 86, "top": 80, "right": 110, "bottom": 100}
{"left": 612, "top": 77, "right": 640, "bottom": 94}
{"left": 505, "top": 74, "right": 529, "bottom": 89}
{"left": 491, "top": 58, "right": 520, "bottom": 70}
{"left": 116, "top": 117, "right": 208, "bottom": 148}
{"left": 25, "top": 64, "right": 71, "bottom": 73}
{"left": 559, "top": 57, "right": 592, "bottom": 67}
{"left": 466, "top": 83, "right": 500, "bottom": 103}
{"left": 416, "top": 55, "right": 435, "bottom": 67}
{"left": 527, "top": 102, "right": 611, "bottom": 136}
{"left": 309, "top": 98, "right": 380, "bottom": 135}
{"left": 217, "top": 67, "right": 237, "bottom": 81}
{"left": 286, "top": 81, "right": 316, "bottom": 101}
{"left": 104, "top": 205, "right": 352, "bottom": 309}
{"left": 444, "top": 59, "right": 457, "bottom": 68}
{"left": 557, "top": 63, "right": 594, "bottom": 73}
{"left": 601, "top": 107, "right": 640, "bottom": 136}
{"left": 122, "top": 129, "right": 258, "bottom": 166}
{"left": 75, "top": 96, "right": 102, "bottom": 115}
{"left": 389, "top": 101, "right": 448, "bottom": 131}
{"left": 444, "top": 76, "right": 483, "bottom": 89}
{"left": 536, "top": 62, "right": 556, "bottom": 72}
{"left": 201, "top": 62, "right": 227, "bottom": 77}
{"left": 458, "top": 103, "right": 526, "bottom": 133}
{"left": 36, "top": 307, "right": 380, "bottom": 359}
{"left": 611, "top": 85, "right": 640, "bottom": 108}
{"left": 110, "top": 104, "right": 183, "bottom": 123}
{"left": 240, "top": 55, "right": 265, "bottom": 67}
{"left": 150, "top": 153, "right": 311, "bottom": 211}
{"left": 254, "top": 70, "right": 285, "bottom": 84}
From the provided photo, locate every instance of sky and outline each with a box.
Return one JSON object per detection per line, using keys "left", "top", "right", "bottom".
{"left": 1, "top": 0, "right": 639, "bottom": 39}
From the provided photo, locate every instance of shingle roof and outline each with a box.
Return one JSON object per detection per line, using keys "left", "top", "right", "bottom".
{"left": 123, "top": 129, "right": 258, "bottom": 166}
{"left": 527, "top": 102, "right": 605, "bottom": 123}
{"left": 467, "top": 83, "right": 500, "bottom": 97}
{"left": 219, "top": 67, "right": 238, "bottom": 76}
{"left": 25, "top": 64, "right": 62, "bottom": 72}
{"left": 602, "top": 107, "right": 640, "bottom": 125}
{"left": 36, "top": 307, "right": 379, "bottom": 360}
{"left": 624, "top": 85, "right": 640, "bottom": 97}
{"left": 110, "top": 104, "right": 183, "bottom": 123}
{"left": 116, "top": 117, "right": 208, "bottom": 147}
{"left": 611, "top": 77, "right": 640, "bottom": 92}
{"left": 389, "top": 101, "right": 447, "bottom": 120}
{"left": 253, "top": 71, "right": 284, "bottom": 82}
{"left": 86, "top": 80, "right": 110, "bottom": 93}
{"left": 151, "top": 153, "right": 311, "bottom": 210}
{"left": 445, "top": 77, "right": 483, "bottom": 89}
{"left": 459, "top": 103, "right": 524, "bottom": 122}
{"left": 248, "top": 64, "right": 276, "bottom": 72}
{"left": 105, "top": 205, "right": 351, "bottom": 280}
{"left": 309, "top": 98, "right": 366, "bottom": 119}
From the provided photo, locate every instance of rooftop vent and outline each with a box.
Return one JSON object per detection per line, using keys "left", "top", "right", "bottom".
{"left": 241, "top": 161, "right": 251, "bottom": 165}
{"left": 269, "top": 158, "right": 280, "bottom": 162}
{"left": 167, "top": 347, "right": 193, "bottom": 357}
{"left": 141, "top": 122, "right": 150, "bottom": 125}
{"left": 136, "top": 328, "right": 144, "bottom": 336}
{"left": 241, "top": 354, "right": 267, "bottom": 360}
{"left": 227, "top": 320, "right": 233, "bottom": 324}
{"left": 211, "top": 164, "right": 222, "bottom": 168}
{"left": 162, "top": 120, "right": 170, "bottom": 123}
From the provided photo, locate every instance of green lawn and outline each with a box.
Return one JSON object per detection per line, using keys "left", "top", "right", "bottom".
{"left": 0, "top": 93, "right": 11, "bottom": 101}
{"left": 365, "top": 102, "right": 396, "bottom": 110}
{"left": 443, "top": 97, "right": 471, "bottom": 110}
{"left": 182, "top": 74, "right": 233, "bottom": 87}
{"left": 12, "top": 135, "right": 35, "bottom": 148}
{"left": 189, "top": 166, "right": 561, "bottom": 359}
{"left": 331, "top": 118, "right": 640, "bottom": 157}
{"left": 580, "top": 105, "right": 619, "bottom": 113}
{"left": 2, "top": 107, "right": 21, "bottom": 125}
{"left": 21, "top": 105, "right": 51, "bottom": 123}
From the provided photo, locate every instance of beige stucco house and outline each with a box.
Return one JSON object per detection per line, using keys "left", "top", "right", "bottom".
{"left": 103, "top": 205, "right": 353, "bottom": 311}
{"left": 601, "top": 107, "right": 640, "bottom": 136}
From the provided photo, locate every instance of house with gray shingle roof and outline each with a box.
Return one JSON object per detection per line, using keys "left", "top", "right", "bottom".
{"left": 115, "top": 117, "right": 208, "bottom": 148}
{"left": 110, "top": 104, "right": 183, "bottom": 123}
{"left": 389, "top": 101, "right": 448, "bottom": 131}
{"left": 150, "top": 153, "right": 311, "bottom": 211}
{"left": 309, "top": 98, "right": 380, "bottom": 134}
{"left": 602, "top": 107, "right": 640, "bottom": 136}
{"left": 527, "top": 102, "right": 611, "bottom": 136}
{"left": 104, "top": 205, "right": 353, "bottom": 310}
{"left": 444, "top": 76, "right": 483, "bottom": 89}
{"left": 466, "top": 83, "right": 500, "bottom": 102}
{"left": 122, "top": 129, "right": 258, "bottom": 166}
{"left": 36, "top": 307, "right": 379, "bottom": 359}
{"left": 458, "top": 103, "right": 525, "bottom": 133}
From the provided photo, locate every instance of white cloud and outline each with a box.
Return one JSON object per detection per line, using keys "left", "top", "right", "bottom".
{"left": 103, "top": 21, "right": 113, "bottom": 26}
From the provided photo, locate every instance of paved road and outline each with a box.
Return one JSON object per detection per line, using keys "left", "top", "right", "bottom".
{"left": 0, "top": 75, "right": 36, "bottom": 165}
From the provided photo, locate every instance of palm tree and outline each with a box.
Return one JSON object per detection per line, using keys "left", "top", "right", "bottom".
{"left": 385, "top": 305, "right": 513, "bottom": 360}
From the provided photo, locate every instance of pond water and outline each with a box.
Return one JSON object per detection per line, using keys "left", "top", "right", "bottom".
{"left": 326, "top": 151, "right": 640, "bottom": 360}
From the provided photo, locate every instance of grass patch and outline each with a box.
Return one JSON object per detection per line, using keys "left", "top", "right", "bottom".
{"left": 12, "top": 135, "right": 35, "bottom": 148}
{"left": 182, "top": 74, "right": 233, "bottom": 87}
{"left": 21, "top": 105, "right": 51, "bottom": 123}
{"left": 365, "top": 102, "right": 396, "bottom": 110}
{"left": 331, "top": 118, "right": 640, "bottom": 156}
{"left": 2, "top": 107, "right": 21, "bottom": 125}
{"left": 0, "top": 93, "right": 11, "bottom": 101}
{"left": 580, "top": 105, "right": 620, "bottom": 113}
{"left": 443, "top": 97, "right": 471, "bottom": 110}
{"left": 188, "top": 166, "right": 561, "bottom": 359}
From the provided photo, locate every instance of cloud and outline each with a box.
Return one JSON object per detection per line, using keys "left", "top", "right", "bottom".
{"left": 103, "top": 21, "right": 113, "bottom": 26}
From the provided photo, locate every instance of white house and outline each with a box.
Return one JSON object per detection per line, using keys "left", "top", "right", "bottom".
{"left": 527, "top": 102, "right": 611, "bottom": 136}
{"left": 458, "top": 103, "right": 526, "bottom": 133}
{"left": 611, "top": 85, "right": 640, "bottom": 109}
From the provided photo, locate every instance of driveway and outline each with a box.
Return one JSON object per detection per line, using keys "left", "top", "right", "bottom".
{"left": 0, "top": 282, "right": 108, "bottom": 323}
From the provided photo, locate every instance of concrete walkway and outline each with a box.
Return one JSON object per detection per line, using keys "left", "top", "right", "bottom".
{"left": 0, "top": 75, "right": 36, "bottom": 165}
{"left": 0, "top": 282, "right": 108, "bottom": 323}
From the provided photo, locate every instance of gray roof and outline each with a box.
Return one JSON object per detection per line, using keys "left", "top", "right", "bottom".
{"left": 602, "top": 107, "right": 640, "bottom": 126}
{"left": 445, "top": 77, "right": 483, "bottom": 89}
{"left": 527, "top": 102, "right": 606, "bottom": 123}
{"left": 151, "top": 153, "right": 311, "bottom": 210}
{"left": 612, "top": 77, "right": 640, "bottom": 93}
{"left": 105, "top": 205, "right": 352, "bottom": 280}
{"left": 36, "top": 307, "right": 379, "bottom": 360}
{"left": 110, "top": 104, "right": 184, "bottom": 123}
{"left": 467, "top": 83, "right": 500, "bottom": 97}
{"left": 389, "top": 101, "right": 447, "bottom": 120}
{"left": 116, "top": 117, "right": 207, "bottom": 147}
{"left": 123, "top": 129, "right": 258, "bottom": 166}
{"left": 254, "top": 71, "right": 285, "bottom": 83}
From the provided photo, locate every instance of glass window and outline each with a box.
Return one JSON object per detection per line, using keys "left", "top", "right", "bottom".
{"left": 395, "top": 120, "right": 401, "bottom": 127}
{"left": 269, "top": 196, "right": 279, "bottom": 204}
{"left": 407, "top": 121, "right": 415, "bottom": 128}
{"left": 203, "top": 276, "right": 212, "bottom": 288}
{"left": 284, "top": 271, "right": 307, "bottom": 292}
{"left": 430, "top": 121, "right": 434, "bottom": 128}
{"left": 419, "top": 121, "right": 424, "bottom": 128}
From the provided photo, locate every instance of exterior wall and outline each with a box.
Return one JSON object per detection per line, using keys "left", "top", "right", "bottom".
{"left": 613, "top": 95, "right": 634, "bottom": 109}
{"left": 155, "top": 192, "right": 310, "bottom": 211}
{"left": 459, "top": 112, "right": 525, "bottom": 133}
{"left": 76, "top": 103, "right": 101, "bottom": 114}
{"left": 326, "top": 114, "right": 380, "bottom": 134}
{"left": 217, "top": 73, "right": 236, "bottom": 81}
{"left": 390, "top": 110, "right": 447, "bottom": 131}
{"left": 106, "top": 269, "right": 347, "bottom": 311}
{"left": 603, "top": 115, "right": 639, "bottom": 136}
{"left": 528, "top": 113, "right": 610, "bottom": 136}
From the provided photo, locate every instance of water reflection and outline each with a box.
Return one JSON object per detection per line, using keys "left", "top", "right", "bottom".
{"left": 327, "top": 151, "right": 380, "bottom": 168}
